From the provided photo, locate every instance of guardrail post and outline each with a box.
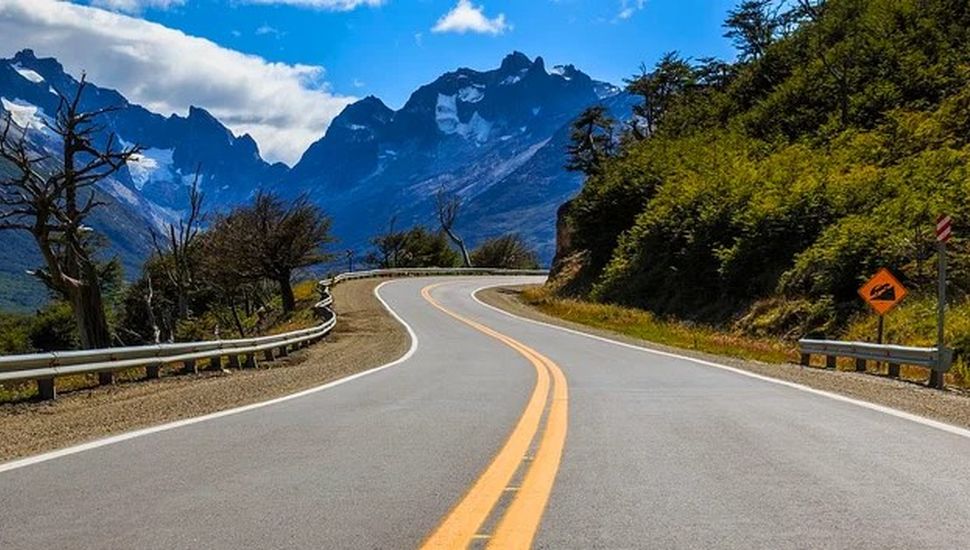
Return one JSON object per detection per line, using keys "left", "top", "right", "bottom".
{"left": 146, "top": 364, "right": 161, "bottom": 379}
{"left": 888, "top": 363, "right": 900, "bottom": 378}
{"left": 36, "top": 377, "right": 55, "bottom": 400}
{"left": 183, "top": 359, "right": 198, "bottom": 375}
{"left": 854, "top": 358, "right": 866, "bottom": 372}
{"left": 278, "top": 345, "right": 289, "bottom": 357}
{"left": 208, "top": 356, "right": 224, "bottom": 371}
{"left": 263, "top": 349, "right": 275, "bottom": 362}
{"left": 227, "top": 354, "right": 240, "bottom": 369}
{"left": 825, "top": 355, "right": 836, "bottom": 370}
{"left": 243, "top": 353, "right": 258, "bottom": 369}
{"left": 800, "top": 353, "right": 810, "bottom": 367}
{"left": 98, "top": 371, "right": 114, "bottom": 386}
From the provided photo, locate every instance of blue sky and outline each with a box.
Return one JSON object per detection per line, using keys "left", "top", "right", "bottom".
{"left": 145, "top": 0, "right": 739, "bottom": 108}
{"left": 0, "top": 0, "right": 741, "bottom": 164}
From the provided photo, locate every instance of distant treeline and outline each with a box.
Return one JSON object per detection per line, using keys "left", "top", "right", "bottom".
{"left": 559, "top": 0, "right": 970, "bottom": 339}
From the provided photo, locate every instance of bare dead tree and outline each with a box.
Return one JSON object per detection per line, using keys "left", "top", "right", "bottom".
{"left": 151, "top": 167, "right": 203, "bottom": 322}
{"left": 145, "top": 273, "right": 162, "bottom": 344}
{"left": 435, "top": 188, "right": 472, "bottom": 267}
{"left": 0, "top": 76, "right": 141, "bottom": 351}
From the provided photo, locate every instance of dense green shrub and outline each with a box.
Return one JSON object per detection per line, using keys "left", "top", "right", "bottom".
{"left": 564, "top": 0, "right": 970, "bottom": 338}
{"left": 470, "top": 234, "right": 540, "bottom": 270}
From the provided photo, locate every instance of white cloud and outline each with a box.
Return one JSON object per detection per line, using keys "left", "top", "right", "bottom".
{"left": 0, "top": 0, "right": 355, "bottom": 165}
{"left": 241, "top": 0, "right": 386, "bottom": 9}
{"left": 88, "top": 0, "right": 384, "bottom": 13}
{"left": 432, "top": 0, "right": 509, "bottom": 35}
{"left": 89, "top": 0, "right": 184, "bottom": 13}
{"left": 255, "top": 24, "right": 284, "bottom": 37}
{"left": 617, "top": 0, "right": 646, "bottom": 20}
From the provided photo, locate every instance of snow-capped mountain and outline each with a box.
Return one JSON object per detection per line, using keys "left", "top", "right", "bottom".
{"left": 284, "top": 52, "right": 633, "bottom": 260}
{"left": 0, "top": 50, "right": 286, "bottom": 212}
{"left": 0, "top": 49, "right": 285, "bottom": 310}
{"left": 0, "top": 49, "right": 631, "bottom": 310}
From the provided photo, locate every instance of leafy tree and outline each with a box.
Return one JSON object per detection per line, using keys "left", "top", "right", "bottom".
{"left": 566, "top": 106, "right": 616, "bottom": 177}
{"left": 624, "top": 52, "right": 696, "bottom": 139}
{"left": 0, "top": 77, "right": 140, "bottom": 351}
{"left": 0, "top": 312, "right": 33, "bottom": 354}
{"left": 366, "top": 224, "right": 460, "bottom": 268}
{"left": 723, "top": 0, "right": 782, "bottom": 61}
{"left": 236, "top": 192, "right": 334, "bottom": 313}
{"left": 28, "top": 301, "right": 79, "bottom": 352}
{"left": 471, "top": 234, "right": 541, "bottom": 270}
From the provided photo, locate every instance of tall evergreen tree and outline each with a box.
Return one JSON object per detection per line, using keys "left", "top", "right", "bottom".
{"left": 566, "top": 105, "right": 616, "bottom": 177}
{"left": 723, "top": 0, "right": 782, "bottom": 61}
{"left": 624, "top": 52, "right": 696, "bottom": 139}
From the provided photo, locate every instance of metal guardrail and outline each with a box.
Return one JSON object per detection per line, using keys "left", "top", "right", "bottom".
{"left": 798, "top": 339, "right": 953, "bottom": 384}
{"left": 320, "top": 267, "right": 549, "bottom": 288}
{"left": 0, "top": 267, "right": 547, "bottom": 400}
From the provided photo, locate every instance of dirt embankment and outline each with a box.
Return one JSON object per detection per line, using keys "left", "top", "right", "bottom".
{"left": 0, "top": 279, "right": 408, "bottom": 462}
{"left": 479, "top": 285, "right": 970, "bottom": 431}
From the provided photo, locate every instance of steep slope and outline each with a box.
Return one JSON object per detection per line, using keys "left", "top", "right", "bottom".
{"left": 286, "top": 52, "right": 629, "bottom": 261}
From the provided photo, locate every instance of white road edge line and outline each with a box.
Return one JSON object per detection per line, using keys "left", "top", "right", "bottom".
{"left": 0, "top": 280, "right": 419, "bottom": 474}
{"left": 471, "top": 282, "right": 970, "bottom": 440}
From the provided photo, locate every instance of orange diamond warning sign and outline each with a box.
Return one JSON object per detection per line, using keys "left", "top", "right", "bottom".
{"left": 858, "top": 268, "right": 908, "bottom": 316}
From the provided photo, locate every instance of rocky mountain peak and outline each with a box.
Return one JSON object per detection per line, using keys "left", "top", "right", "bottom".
{"left": 500, "top": 51, "right": 533, "bottom": 73}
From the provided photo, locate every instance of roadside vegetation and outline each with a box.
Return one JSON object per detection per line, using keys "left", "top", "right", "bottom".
{"left": 522, "top": 286, "right": 793, "bottom": 364}
{"left": 554, "top": 0, "right": 970, "bottom": 376}
{"left": 521, "top": 286, "right": 970, "bottom": 388}
{"left": 366, "top": 209, "right": 540, "bottom": 271}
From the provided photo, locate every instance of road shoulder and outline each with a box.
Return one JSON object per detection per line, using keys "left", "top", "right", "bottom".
{"left": 0, "top": 279, "right": 409, "bottom": 462}
{"left": 478, "top": 285, "right": 970, "bottom": 430}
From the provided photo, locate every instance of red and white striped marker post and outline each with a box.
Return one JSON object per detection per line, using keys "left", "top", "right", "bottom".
{"left": 937, "top": 214, "right": 952, "bottom": 243}
{"left": 932, "top": 214, "right": 953, "bottom": 388}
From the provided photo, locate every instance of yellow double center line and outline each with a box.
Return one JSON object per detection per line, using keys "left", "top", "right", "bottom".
{"left": 419, "top": 283, "right": 568, "bottom": 549}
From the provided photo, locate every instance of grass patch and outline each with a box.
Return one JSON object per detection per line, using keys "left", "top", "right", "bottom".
{"left": 520, "top": 286, "right": 795, "bottom": 365}
{"left": 266, "top": 280, "right": 324, "bottom": 335}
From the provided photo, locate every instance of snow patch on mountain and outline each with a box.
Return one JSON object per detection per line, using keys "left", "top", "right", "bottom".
{"left": 435, "top": 93, "right": 460, "bottom": 133}
{"left": 458, "top": 85, "right": 485, "bottom": 103}
{"left": 11, "top": 63, "right": 43, "bottom": 84}
{"left": 1, "top": 97, "right": 49, "bottom": 131}
{"left": 490, "top": 138, "right": 551, "bottom": 181}
{"left": 435, "top": 94, "right": 492, "bottom": 143}
{"left": 595, "top": 82, "right": 622, "bottom": 99}
{"left": 105, "top": 179, "right": 140, "bottom": 207}
{"left": 126, "top": 147, "right": 175, "bottom": 191}
{"left": 460, "top": 112, "right": 491, "bottom": 144}
{"left": 550, "top": 65, "right": 572, "bottom": 80}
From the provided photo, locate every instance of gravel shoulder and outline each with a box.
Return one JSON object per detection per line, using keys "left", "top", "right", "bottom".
{"left": 0, "top": 279, "right": 409, "bottom": 462}
{"left": 479, "top": 285, "right": 970, "bottom": 430}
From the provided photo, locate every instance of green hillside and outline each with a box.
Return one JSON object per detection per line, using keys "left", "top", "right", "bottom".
{"left": 556, "top": 0, "right": 970, "bottom": 340}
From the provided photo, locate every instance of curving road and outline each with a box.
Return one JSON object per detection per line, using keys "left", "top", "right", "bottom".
{"left": 2, "top": 276, "right": 970, "bottom": 549}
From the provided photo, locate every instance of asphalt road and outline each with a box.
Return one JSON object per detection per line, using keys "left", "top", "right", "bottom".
{"left": 2, "top": 276, "right": 970, "bottom": 549}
